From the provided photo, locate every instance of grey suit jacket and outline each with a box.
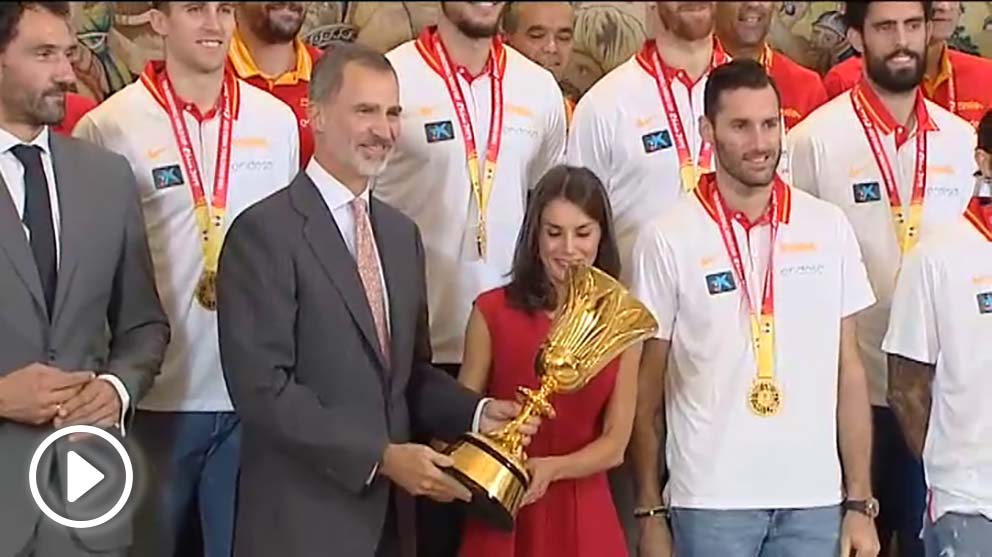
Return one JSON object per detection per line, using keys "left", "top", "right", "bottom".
{"left": 217, "top": 172, "right": 481, "bottom": 557}
{"left": 0, "top": 133, "right": 169, "bottom": 555}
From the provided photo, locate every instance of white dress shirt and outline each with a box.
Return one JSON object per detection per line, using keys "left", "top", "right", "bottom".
{"left": 0, "top": 125, "right": 130, "bottom": 432}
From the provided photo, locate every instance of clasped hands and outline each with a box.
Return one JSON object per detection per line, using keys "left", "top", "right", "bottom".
{"left": 380, "top": 399, "right": 540, "bottom": 503}
{"left": 0, "top": 363, "right": 121, "bottom": 431}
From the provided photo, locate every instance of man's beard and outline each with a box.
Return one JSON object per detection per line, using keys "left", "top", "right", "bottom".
{"left": 350, "top": 142, "right": 394, "bottom": 178}
{"left": 254, "top": 4, "right": 305, "bottom": 44}
{"left": 4, "top": 85, "right": 69, "bottom": 127}
{"left": 442, "top": 5, "right": 499, "bottom": 39}
{"left": 865, "top": 47, "right": 926, "bottom": 94}
{"left": 714, "top": 139, "right": 781, "bottom": 188}
{"left": 659, "top": 5, "right": 714, "bottom": 41}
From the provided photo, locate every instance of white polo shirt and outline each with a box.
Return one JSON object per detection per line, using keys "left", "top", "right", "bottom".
{"left": 630, "top": 175, "right": 875, "bottom": 509}
{"left": 377, "top": 28, "right": 566, "bottom": 364}
{"left": 882, "top": 200, "right": 992, "bottom": 522}
{"left": 787, "top": 85, "right": 975, "bottom": 406}
{"left": 567, "top": 40, "right": 727, "bottom": 284}
{"left": 74, "top": 63, "right": 300, "bottom": 412}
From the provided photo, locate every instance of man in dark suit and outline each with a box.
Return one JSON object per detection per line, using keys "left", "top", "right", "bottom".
{"left": 217, "top": 42, "right": 534, "bottom": 557}
{"left": 0, "top": 3, "right": 170, "bottom": 556}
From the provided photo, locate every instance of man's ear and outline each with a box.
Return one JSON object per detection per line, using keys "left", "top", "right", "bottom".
{"left": 699, "top": 114, "right": 715, "bottom": 146}
{"left": 149, "top": 6, "right": 171, "bottom": 38}
{"left": 847, "top": 27, "right": 864, "bottom": 56}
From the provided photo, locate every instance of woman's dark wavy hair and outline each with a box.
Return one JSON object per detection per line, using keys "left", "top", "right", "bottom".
{"left": 504, "top": 165, "right": 621, "bottom": 313}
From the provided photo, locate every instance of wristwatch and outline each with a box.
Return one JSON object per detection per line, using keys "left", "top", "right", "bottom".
{"left": 843, "top": 497, "right": 880, "bottom": 519}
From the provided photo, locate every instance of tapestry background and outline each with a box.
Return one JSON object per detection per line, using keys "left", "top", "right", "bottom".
{"left": 70, "top": 2, "right": 992, "bottom": 102}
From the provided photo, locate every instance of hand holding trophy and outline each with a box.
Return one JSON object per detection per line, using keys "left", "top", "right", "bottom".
{"left": 443, "top": 264, "right": 658, "bottom": 530}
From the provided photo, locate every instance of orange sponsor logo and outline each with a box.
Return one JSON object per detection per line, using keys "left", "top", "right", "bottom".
{"left": 781, "top": 108, "right": 801, "bottom": 120}
{"left": 927, "top": 164, "right": 953, "bottom": 176}
{"left": 972, "top": 275, "right": 992, "bottom": 286}
{"left": 848, "top": 161, "right": 875, "bottom": 179}
{"left": 233, "top": 137, "right": 269, "bottom": 149}
{"left": 146, "top": 146, "right": 168, "bottom": 161}
{"left": 417, "top": 105, "right": 437, "bottom": 117}
{"left": 635, "top": 115, "right": 659, "bottom": 129}
{"left": 506, "top": 104, "right": 534, "bottom": 118}
{"left": 780, "top": 242, "right": 818, "bottom": 254}
{"left": 699, "top": 255, "right": 718, "bottom": 269}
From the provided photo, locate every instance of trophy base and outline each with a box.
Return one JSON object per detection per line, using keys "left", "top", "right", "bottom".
{"left": 443, "top": 432, "right": 529, "bottom": 532}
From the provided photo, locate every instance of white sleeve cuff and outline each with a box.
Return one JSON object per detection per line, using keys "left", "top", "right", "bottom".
{"left": 471, "top": 397, "right": 493, "bottom": 433}
{"left": 97, "top": 374, "right": 130, "bottom": 437}
{"left": 366, "top": 462, "right": 379, "bottom": 486}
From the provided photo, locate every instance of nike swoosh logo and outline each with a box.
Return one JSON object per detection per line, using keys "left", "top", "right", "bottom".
{"left": 635, "top": 116, "right": 658, "bottom": 129}
{"left": 848, "top": 161, "right": 874, "bottom": 178}
{"left": 146, "top": 147, "right": 167, "bottom": 160}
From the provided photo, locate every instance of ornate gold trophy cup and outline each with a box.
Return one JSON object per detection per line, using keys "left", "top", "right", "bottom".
{"left": 443, "top": 265, "right": 658, "bottom": 530}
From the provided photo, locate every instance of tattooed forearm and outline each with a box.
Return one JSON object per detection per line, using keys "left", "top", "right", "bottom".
{"left": 887, "top": 353, "right": 935, "bottom": 459}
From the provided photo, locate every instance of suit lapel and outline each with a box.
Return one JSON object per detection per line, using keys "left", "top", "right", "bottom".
{"left": 290, "top": 175, "right": 387, "bottom": 372}
{"left": 0, "top": 161, "right": 48, "bottom": 317}
{"left": 48, "top": 136, "right": 80, "bottom": 325}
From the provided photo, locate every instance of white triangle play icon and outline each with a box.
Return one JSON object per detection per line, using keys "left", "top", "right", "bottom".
{"left": 67, "top": 450, "right": 105, "bottom": 503}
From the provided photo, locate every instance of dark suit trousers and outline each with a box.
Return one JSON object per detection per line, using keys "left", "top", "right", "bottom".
{"left": 415, "top": 363, "right": 465, "bottom": 557}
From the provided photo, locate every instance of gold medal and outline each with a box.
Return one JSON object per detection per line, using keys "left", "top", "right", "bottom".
{"left": 196, "top": 270, "right": 217, "bottom": 311}
{"left": 680, "top": 164, "right": 699, "bottom": 192}
{"left": 748, "top": 377, "right": 782, "bottom": 417}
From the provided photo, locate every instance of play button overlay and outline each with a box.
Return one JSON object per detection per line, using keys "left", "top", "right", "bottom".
{"left": 29, "top": 425, "right": 134, "bottom": 529}
{"left": 66, "top": 450, "right": 105, "bottom": 503}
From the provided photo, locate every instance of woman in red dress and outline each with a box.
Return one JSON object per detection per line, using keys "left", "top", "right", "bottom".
{"left": 457, "top": 165, "right": 642, "bottom": 557}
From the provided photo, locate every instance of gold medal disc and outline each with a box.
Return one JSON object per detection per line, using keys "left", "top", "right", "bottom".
{"left": 748, "top": 378, "right": 782, "bottom": 417}
{"left": 196, "top": 270, "right": 217, "bottom": 311}
{"left": 680, "top": 165, "right": 699, "bottom": 192}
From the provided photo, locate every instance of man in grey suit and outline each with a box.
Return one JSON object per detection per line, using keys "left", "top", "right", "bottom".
{"left": 0, "top": 3, "right": 170, "bottom": 557}
{"left": 217, "top": 43, "right": 534, "bottom": 557}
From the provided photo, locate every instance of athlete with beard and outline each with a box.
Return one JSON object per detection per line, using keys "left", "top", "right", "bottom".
{"left": 377, "top": 3, "right": 565, "bottom": 555}
{"left": 73, "top": 3, "right": 299, "bottom": 556}
{"left": 567, "top": 1, "right": 730, "bottom": 284}
{"left": 824, "top": 1, "right": 992, "bottom": 128}
{"left": 715, "top": 1, "right": 827, "bottom": 130}
{"left": 230, "top": 1, "right": 322, "bottom": 166}
{"left": 788, "top": 3, "right": 977, "bottom": 556}
{"left": 631, "top": 59, "right": 880, "bottom": 557}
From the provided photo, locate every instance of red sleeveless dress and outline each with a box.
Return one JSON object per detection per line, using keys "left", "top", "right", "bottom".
{"left": 458, "top": 287, "right": 627, "bottom": 557}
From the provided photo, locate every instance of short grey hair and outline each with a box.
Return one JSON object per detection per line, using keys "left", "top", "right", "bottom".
{"left": 308, "top": 42, "right": 396, "bottom": 105}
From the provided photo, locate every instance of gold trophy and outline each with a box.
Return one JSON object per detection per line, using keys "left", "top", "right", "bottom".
{"left": 443, "top": 265, "right": 658, "bottom": 530}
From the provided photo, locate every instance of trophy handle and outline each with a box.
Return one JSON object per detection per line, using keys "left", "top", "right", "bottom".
{"left": 490, "top": 380, "right": 558, "bottom": 462}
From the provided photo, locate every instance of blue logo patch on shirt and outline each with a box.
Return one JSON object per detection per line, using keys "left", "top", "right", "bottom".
{"left": 424, "top": 120, "right": 455, "bottom": 143}
{"left": 977, "top": 292, "right": 992, "bottom": 314}
{"left": 641, "top": 129, "right": 673, "bottom": 154}
{"left": 852, "top": 181, "right": 882, "bottom": 203}
{"left": 705, "top": 271, "right": 737, "bottom": 295}
{"left": 152, "top": 164, "right": 184, "bottom": 189}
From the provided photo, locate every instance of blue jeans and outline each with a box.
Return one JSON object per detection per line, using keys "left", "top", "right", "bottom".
{"left": 924, "top": 512, "right": 992, "bottom": 557}
{"left": 670, "top": 506, "right": 842, "bottom": 557}
{"left": 130, "top": 411, "right": 241, "bottom": 557}
{"left": 872, "top": 406, "right": 926, "bottom": 557}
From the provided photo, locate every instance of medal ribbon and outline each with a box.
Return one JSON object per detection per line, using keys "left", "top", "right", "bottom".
{"left": 424, "top": 31, "right": 506, "bottom": 259}
{"left": 158, "top": 71, "right": 234, "bottom": 277}
{"left": 641, "top": 39, "right": 727, "bottom": 192}
{"left": 851, "top": 84, "right": 928, "bottom": 255}
{"left": 711, "top": 177, "right": 780, "bottom": 382}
